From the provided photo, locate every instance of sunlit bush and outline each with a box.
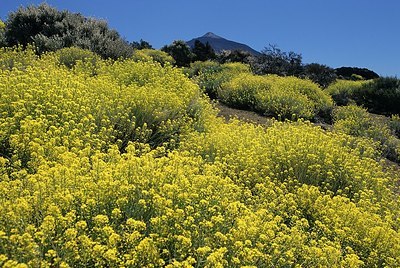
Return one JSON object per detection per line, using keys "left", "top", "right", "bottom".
{"left": 325, "top": 80, "right": 369, "bottom": 106}
{"left": 390, "top": 114, "right": 400, "bottom": 138}
{"left": 0, "top": 45, "right": 37, "bottom": 71}
{"left": 194, "top": 62, "right": 251, "bottom": 99}
{"left": 333, "top": 105, "right": 400, "bottom": 161}
{"left": 132, "top": 49, "right": 175, "bottom": 66}
{"left": 220, "top": 74, "right": 333, "bottom": 120}
{"left": 0, "top": 47, "right": 210, "bottom": 172}
{"left": 182, "top": 119, "right": 400, "bottom": 267}
{"left": 55, "top": 47, "right": 100, "bottom": 69}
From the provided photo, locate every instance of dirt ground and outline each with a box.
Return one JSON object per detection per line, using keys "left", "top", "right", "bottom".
{"left": 214, "top": 102, "right": 273, "bottom": 125}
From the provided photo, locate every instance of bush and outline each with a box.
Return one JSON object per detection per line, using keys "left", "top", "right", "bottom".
{"left": 327, "top": 77, "right": 400, "bottom": 116}
{"left": 0, "top": 45, "right": 38, "bottom": 71}
{"left": 219, "top": 74, "right": 333, "bottom": 121}
{"left": 325, "top": 80, "right": 370, "bottom": 106}
{"left": 182, "top": 119, "right": 400, "bottom": 266}
{"left": 251, "top": 44, "right": 303, "bottom": 76}
{"left": 390, "top": 114, "right": 400, "bottom": 138}
{"left": 4, "top": 3, "right": 133, "bottom": 59}
{"left": 217, "top": 49, "right": 254, "bottom": 64}
{"left": 192, "top": 40, "right": 216, "bottom": 62}
{"left": 354, "top": 77, "right": 400, "bottom": 115}
{"left": 0, "top": 19, "right": 5, "bottom": 47}
{"left": 131, "top": 49, "right": 175, "bottom": 66}
{"left": 333, "top": 105, "right": 400, "bottom": 161}
{"left": 193, "top": 62, "right": 250, "bottom": 99}
{"left": 184, "top": 60, "right": 221, "bottom": 78}
{"left": 161, "top": 40, "right": 194, "bottom": 67}
{"left": 0, "top": 49, "right": 210, "bottom": 172}
{"left": 55, "top": 47, "right": 100, "bottom": 69}
{"left": 218, "top": 73, "right": 266, "bottom": 110}
{"left": 335, "top": 66, "right": 379, "bottom": 80}
{"left": 302, "top": 63, "right": 337, "bottom": 88}
{"left": 1, "top": 42, "right": 400, "bottom": 268}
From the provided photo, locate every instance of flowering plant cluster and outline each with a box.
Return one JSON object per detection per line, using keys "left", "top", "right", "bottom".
{"left": 0, "top": 47, "right": 399, "bottom": 267}
{"left": 219, "top": 73, "right": 333, "bottom": 120}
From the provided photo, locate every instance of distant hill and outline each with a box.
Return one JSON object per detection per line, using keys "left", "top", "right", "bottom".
{"left": 187, "top": 32, "right": 261, "bottom": 56}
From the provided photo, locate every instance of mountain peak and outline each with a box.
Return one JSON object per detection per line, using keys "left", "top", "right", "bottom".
{"left": 202, "top": 32, "right": 222, "bottom": 39}
{"left": 187, "top": 33, "right": 261, "bottom": 56}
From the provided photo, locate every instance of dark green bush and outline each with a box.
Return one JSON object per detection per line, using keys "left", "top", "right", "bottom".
{"left": 354, "top": 77, "right": 400, "bottom": 115}
{"left": 335, "top": 66, "right": 379, "bottom": 80}
{"left": 4, "top": 3, "right": 133, "bottom": 59}
{"left": 161, "top": 40, "right": 194, "bottom": 67}
{"left": 302, "top": 63, "right": 337, "bottom": 88}
{"left": 250, "top": 44, "right": 303, "bottom": 76}
{"left": 217, "top": 49, "right": 254, "bottom": 64}
{"left": 192, "top": 40, "right": 216, "bottom": 62}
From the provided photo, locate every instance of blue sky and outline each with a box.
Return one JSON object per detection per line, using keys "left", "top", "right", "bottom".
{"left": 1, "top": 0, "right": 399, "bottom": 76}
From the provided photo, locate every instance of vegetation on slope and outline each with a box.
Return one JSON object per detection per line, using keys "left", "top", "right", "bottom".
{"left": 0, "top": 47, "right": 399, "bottom": 267}
{"left": 1, "top": 3, "right": 400, "bottom": 267}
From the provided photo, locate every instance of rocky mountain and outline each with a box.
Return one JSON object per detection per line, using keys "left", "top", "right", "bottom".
{"left": 187, "top": 32, "right": 261, "bottom": 56}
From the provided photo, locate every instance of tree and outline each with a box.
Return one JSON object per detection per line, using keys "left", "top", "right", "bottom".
{"left": 3, "top": 3, "right": 133, "bottom": 59}
{"left": 335, "top": 67, "right": 379, "bottom": 80}
{"left": 131, "top": 39, "right": 152, "bottom": 50}
{"left": 251, "top": 44, "right": 302, "bottom": 76}
{"left": 161, "top": 40, "right": 194, "bottom": 67}
{"left": 303, "top": 63, "right": 337, "bottom": 88}
{"left": 354, "top": 77, "right": 400, "bottom": 115}
{"left": 217, "top": 49, "right": 253, "bottom": 64}
{"left": 192, "top": 40, "right": 216, "bottom": 62}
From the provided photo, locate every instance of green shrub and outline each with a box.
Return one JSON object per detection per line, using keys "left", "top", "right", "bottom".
{"left": 251, "top": 44, "right": 303, "bottom": 76}
{"left": 302, "top": 63, "right": 337, "bottom": 88}
{"left": 325, "top": 80, "right": 369, "bottom": 106}
{"left": 4, "top": 3, "right": 133, "bottom": 59}
{"left": 327, "top": 77, "right": 400, "bottom": 116}
{"left": 354, "top": 77, "right": 400, "bottom": 115}
{"left": 161, "top": 40, "right": 194, "bottom": 67}
{"left": 184, "top": 60, "right": 221, "bottom": 78}
{"left": 335, "top": 66, "right": 379, "bottom": 80}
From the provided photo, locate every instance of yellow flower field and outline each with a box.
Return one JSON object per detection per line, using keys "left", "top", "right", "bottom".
{"left": 0, "top": 47, "right": 399, "bottom": 267}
